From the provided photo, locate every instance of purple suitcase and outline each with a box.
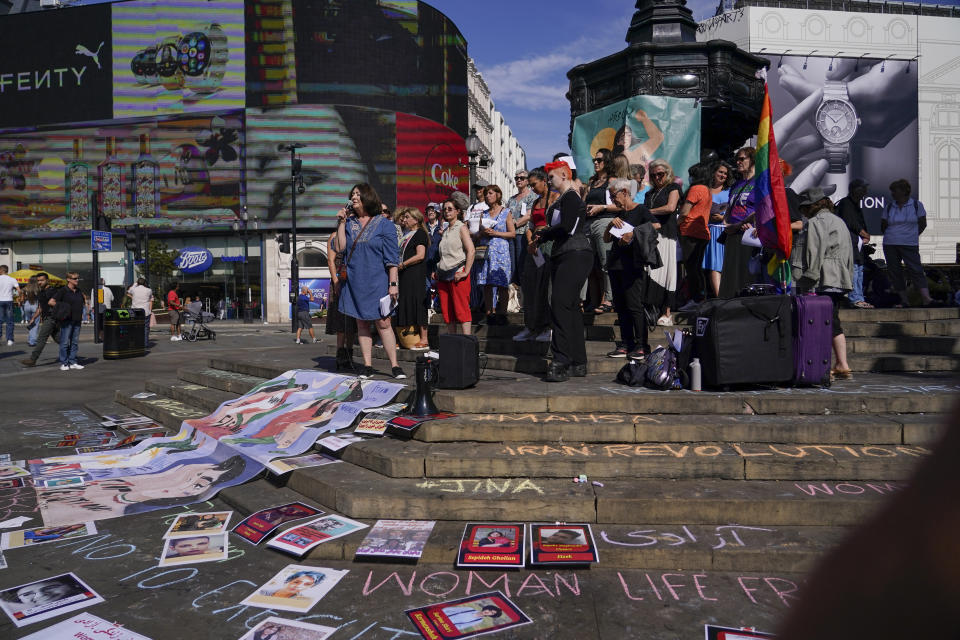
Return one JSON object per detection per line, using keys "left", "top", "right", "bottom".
{"left": 792, "top": 295, "right": 833, "bottom": 386}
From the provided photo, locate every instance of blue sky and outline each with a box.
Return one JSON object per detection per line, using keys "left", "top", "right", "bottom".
{"left": 433, "top": 0, "right": 960, "bottom": 169}
{"left": 433, "top": 0, "right": 728, "bottom": 167}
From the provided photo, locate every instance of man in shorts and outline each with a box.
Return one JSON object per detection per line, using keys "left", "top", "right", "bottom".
{"left": 295, "top": 286, "right": 319, "bottom": 344}
{"left": 167, "top": 282, "right": 182, "bottom": 341}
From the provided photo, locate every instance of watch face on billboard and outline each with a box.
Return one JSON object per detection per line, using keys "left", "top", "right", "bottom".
{"left": 291, "top": 0, "right": 468, "bottom": 136}
{"left": 0, "top": 4, "right": 114, "bottom": 129}
{"left": 764, "top": 55, "right": 918, "bottom": 233}
{"left": 111, "top": 0, "right": 246, "bottom": 118}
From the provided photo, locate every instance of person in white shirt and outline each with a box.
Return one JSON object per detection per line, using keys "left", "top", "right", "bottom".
{"left": 0, "top": 265, "right": 20, "bottom": 346}
{"left": 126, "top": 277, "right": 153, "bottom": 345}
{"left": 881, "top": 179, "right": 932, "bottom": 307}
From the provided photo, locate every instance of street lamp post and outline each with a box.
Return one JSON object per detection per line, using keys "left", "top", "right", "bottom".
{"left": 280, "top": 143, "right": 305, "bottom": 333}
{"left": 464, "top": 128, "right": 480, "bottom": 204}
{"left": 232, "top": 206, "right": 260, "bottom": 324}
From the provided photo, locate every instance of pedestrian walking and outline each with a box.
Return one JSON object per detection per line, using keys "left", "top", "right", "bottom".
{"left": 295, "top": 286, "right": 319, "bottom": 344}
{"left": 0, "top": 264, "right": 20, "bottom": 346}
{"left": 21, "top": 272, "right": 55, "bottom": 366}
{"left": 22, "top": 275, "right": 40, "bottom": 347}
{"left": 127, "top": 277, "right": 153, "bottom": 345}
{"left": 53, "top": 272, "right": 86, "bottom": 370}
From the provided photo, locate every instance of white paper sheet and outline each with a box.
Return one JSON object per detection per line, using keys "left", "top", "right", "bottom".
{"left": 608, "top": 221, "right": 634, "bottom": 239}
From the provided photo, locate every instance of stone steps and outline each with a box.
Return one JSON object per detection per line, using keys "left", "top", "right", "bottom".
{"left": 279, "top": 460, "right": 900, "bottom": 526}
{"left": 218, "top": 480, "right": 846, "bottom": 573}
{"left": 121, "top": 377, "right": 948, "bottom": 448}
{"left": 339, "top": 438, "right": 929, "bottom": 481}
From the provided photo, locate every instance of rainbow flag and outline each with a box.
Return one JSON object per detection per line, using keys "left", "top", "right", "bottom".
{"left": 753, "top": 83, "right": 792, "bottom": 276}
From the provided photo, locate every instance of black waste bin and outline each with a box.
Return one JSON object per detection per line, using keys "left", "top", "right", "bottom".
{"left": 103, "top": 308, "right": 146, "bottom": 359}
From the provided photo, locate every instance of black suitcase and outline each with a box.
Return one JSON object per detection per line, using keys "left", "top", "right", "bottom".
{"left": 437, "top": 334, "right": 480, "bottom": 389}
{"left": 693, "top": 295, "right": 793, "bottom": 387}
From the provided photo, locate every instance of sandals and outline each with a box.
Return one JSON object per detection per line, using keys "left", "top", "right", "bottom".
{"left": 853, "top": 301, "right": 874, "bottom": 309}
{"left": 594, "top": 302, "right": 614, "bottom": 314}
{"left": 411, "top": 342, "right": 429, "bottom": 351}
{"left": 830, "top": 368, "right": 853, "bottom": 381}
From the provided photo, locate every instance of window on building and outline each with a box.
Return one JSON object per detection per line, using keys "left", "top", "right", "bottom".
{"left": 298, "top": 248, "right": 327, "bottom": 268}
{"left": 938, "top": 143, "right": 959, "bottom": 220}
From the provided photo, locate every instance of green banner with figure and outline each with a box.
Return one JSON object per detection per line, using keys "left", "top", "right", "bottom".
{"left": 571, "top": 95, "right": 701, "bottom": 188}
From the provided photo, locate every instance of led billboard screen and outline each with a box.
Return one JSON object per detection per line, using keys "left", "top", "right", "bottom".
{"left": 291, "top": 0, "right": 468, "bottom": 135}
{"left": 0, "top": 4, "right": 114, "bottom": 129}
{"left": 0, "top": 112, "right": 243, "bottom": 238}
{"left": 112, "top": 0, "right": 246, "bottom": 118}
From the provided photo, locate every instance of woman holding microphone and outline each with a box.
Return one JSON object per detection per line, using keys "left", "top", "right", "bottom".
{"left": 335, "top": 183, "right": 406, "bottom": 379}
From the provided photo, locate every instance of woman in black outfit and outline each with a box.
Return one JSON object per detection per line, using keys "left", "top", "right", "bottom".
{"left": 603, "top": 178, "right": 659, "bottom": 360}
{"left": 584, "top": 147, "right": 616, "bottom": 312}
{"left": 534, "top": 160, "right": 593, "bottom": 382}
{"left": 395, "top": 206, "right": 430, "bottom": 349}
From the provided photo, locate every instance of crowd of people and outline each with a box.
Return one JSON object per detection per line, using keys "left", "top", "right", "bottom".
{"left": 319, "top": 145, "right": 937, "bottom": 382}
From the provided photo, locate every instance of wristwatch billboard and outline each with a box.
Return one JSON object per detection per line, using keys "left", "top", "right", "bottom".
{"left": 815, "top": 81, "right": 860, "bottom": 174}
{"left": 130, "top": 23, "right": 228, "bottom": 93}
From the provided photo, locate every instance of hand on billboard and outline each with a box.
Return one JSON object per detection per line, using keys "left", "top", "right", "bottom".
{"left": 774, "top": 88, "right": 824, "bottom": 165}
{"left": 844, "top": 60, "right": 915, "bottom": 147}
{"left": 790, "top": 159, "right": 830, "bottom": 194}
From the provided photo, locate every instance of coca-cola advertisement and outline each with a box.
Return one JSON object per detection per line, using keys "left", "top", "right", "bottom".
{"left": 396, "top": 113, "right": 467, "bottom": 210}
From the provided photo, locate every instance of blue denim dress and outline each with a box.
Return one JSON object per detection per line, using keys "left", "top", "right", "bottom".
{"left": 338, "top": 215, "right": 400, "bottom": 320}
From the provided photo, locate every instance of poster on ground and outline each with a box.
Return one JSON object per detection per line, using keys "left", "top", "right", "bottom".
{"left": 405, "top": 591, "right": 532, "bottom": 639}
{"left": 30, "top": 371, "right": 401, "bottom": 527}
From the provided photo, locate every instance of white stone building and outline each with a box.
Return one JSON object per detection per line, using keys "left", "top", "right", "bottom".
{"left": 467, "top": 58, "right": 528, "bottom": 195}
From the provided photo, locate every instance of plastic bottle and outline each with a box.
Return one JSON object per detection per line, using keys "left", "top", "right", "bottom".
{"left": 690, "top": 358, "right": 702, "bottom": 391}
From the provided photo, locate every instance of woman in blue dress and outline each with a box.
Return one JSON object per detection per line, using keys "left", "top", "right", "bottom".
{"left": 335, "top": 184, "right": 405, "bottom": 379}
{"left": 702, "top": 161, "right": 733, "bottom": 298}
{"left": 475, "top": 185, "right": 515, "bottom": 325}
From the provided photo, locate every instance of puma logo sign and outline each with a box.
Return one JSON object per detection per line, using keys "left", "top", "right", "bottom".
{"left": 75, "top": 42, "right": 104, "bottom": 70}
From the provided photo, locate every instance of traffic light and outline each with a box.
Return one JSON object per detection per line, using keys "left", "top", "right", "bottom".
{"left": 125, "top": 232, "right": 141, "bottom": 261}
{"left": 278, "top": 232, "right": 290, "bottom": 253}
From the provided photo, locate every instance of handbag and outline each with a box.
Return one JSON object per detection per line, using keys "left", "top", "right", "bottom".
{"left": 474, "top": 244, "right": 489, "bottom": 264}
{"left": 436, "top": 260, "right": 465, "bottom": 282}
{"left": 339, "top": 218, "right": 373, "bottom": 282}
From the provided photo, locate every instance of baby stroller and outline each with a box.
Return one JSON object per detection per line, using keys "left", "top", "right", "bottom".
{"left": 181, "top": 307, "right": 217, "bottom": 341}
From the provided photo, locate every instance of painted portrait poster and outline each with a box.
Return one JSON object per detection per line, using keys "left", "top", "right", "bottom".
{"left": 266, "top": 514, "right": 368, "bottom": 557}
{"left": 36, "top": 441, "right": 261, "bottom": 527}
{"left": 241, "top": 565, "right": 348, "bottom": 614}
{"left": 528, "top": 523, "right": 598, "bottom": 565}
{"left": 571, "top": 95, "right": 702, "bottom": 191}
{"left": 0, "top": 573, "right": 105, "bottom": 628}
{"left": 405, "top": 591, "right": 532, "bottom": 639}
{"left": 456, "top": 523, "right": 525, "bottom": 569}
{"left": 232, "top": 502, "right": 323, "bottom": 545}
{"left": 765, "top": 55, "right": 919, "bottom": 233}
{"left": 184, "top": 370, "right": 402, "bottom": 466}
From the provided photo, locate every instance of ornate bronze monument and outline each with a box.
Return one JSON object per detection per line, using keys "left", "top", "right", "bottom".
{"left": 566, "top": 0, "right": 769, "bottom": 157}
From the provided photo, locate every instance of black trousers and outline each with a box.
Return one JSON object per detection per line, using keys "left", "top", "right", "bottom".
{"left": 609, "top": 268, "right": 649, "bottom": 353}
{"left": 550, "top": 250, "right": 592, "bottom": 366}
{"left": 680, "top": 235, "right": 708, "bottom": 302}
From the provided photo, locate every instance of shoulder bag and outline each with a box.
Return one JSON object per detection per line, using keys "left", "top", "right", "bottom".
{"left": 338, "top": 218, "right": 372, "bottom": 282}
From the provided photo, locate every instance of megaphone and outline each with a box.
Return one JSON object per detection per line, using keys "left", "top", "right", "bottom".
{"left": 405, "top": 355, "right": 439, "bottom": 416}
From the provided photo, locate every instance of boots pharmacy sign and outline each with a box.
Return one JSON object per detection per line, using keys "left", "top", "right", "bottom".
{"left": 0, "top": 5, "right": 113, "bottom": 129}
{"left": 176, "top": 247, "right": 213, "bottom": 274}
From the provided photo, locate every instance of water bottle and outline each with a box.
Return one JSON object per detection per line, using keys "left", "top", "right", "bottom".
{"left": 690, "top": 358, "right": 702, "bottom": 392}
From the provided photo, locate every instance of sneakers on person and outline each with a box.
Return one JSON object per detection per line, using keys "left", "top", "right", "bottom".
{"left": 295, "top": 339, "right": 303, "bottom": 344}
{"left": 6, "top": 340, "right": 12, "bottom": 346}
{"left": 513, "top": 328, "right": 533, "bottom": 342}
{"left": 391, "top": 366, "right": 407, "bottom": 380}
{"left": 607, "top": 344, "right": 628, "bottom": 358}
{"left": 678, "top": 300, "right": 699, "bottom": 312}
{"left": 69, "top": 363, "right": 84, "bottom": 370}
{"left": 357, "top": 365, "right": 375, "bottom": 379}
{"left": 60, "top": 364, "right": 70, "bottom": 371}
{"left": 170, "top": 335, "right": 178, "bottom": 341}
{"left": 312, "top": 338, "right": 320, "bottom": 343}
{"left": 570, "top": 364, "right": 588, "bottom": 377}
{"left": 627, "top": 349, "right": 647, "bottom": 361}
{"left": 656, "top": 315, "right": 674, "bottom": 326}
{"left": 535, "top": 329, "right": 552, "bottom": 342}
